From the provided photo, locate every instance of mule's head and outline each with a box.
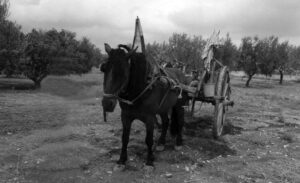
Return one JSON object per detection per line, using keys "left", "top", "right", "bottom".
{"left": 100, "top": 43, "right": 137, "bottom": 96}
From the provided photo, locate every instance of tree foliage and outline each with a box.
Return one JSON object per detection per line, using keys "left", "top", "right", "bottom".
{"left": 237, "top": 37, "right": 259, "bottom": 87}
{"left": 237, "top": 35, "right": 294, "bottom": 86}
{"left": 288, "top": 46, "right": 300, "bottom": 72}
{"left": 146, "top": 33, "right": 239, "bottom": 73}
{"left": 168, "top": 33, "right": 205, "bottom": 70}
{"left": 146, "top": 33, "right": 299, "bottom": 87}
{"left": 276, "top": 41, "right": 290, "bottom": 84}
{"left": 0, "top": 0, "right": 103, "bottom": 89}
{"left": 0, "top": 0, "right": 24, "bottom": 76}
{"left": 22, "top": 29, "right": 57, "bottom": 88}
{"left": 21, "top": 29, "right": 103, "bottom": 88}
{"left": 216, "top": 33, "right": 239, "bottom": 69}
{"left": 256, "top": 36, "right": 279, "bottom": 77}
{"left": 146, "top": 33, "right": 207, "bottom": 72}
{"left": 0, "top": 0, "right": 9, "bottom": 22}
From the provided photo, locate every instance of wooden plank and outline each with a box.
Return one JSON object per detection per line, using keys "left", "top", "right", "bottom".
{"left": 179, "top": 84, "right": 197, "bottom": 94}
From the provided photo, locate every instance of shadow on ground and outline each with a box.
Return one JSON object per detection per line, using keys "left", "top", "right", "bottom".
{"left": 0, "top": 78, "right": 35, "bottom": 90}
{"left": 183, "top": 115, "right": 238, "bottom": 160}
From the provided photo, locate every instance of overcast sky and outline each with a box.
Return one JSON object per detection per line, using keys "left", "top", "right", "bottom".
{"left": 8, "top": 0, "right": 300, "bottom": 51}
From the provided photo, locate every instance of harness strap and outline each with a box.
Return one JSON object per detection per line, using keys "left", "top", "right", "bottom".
{"left": 116, "top": 76, "right": 159, "bottom": 105}
{"left": 104, "top": 75, "right": 183, "bottom": 106}
{"left": 158, "top": 88, "right": 170, "bottom": 109}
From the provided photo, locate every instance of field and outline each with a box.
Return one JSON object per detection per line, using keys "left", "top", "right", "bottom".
{"left": 0, "top": 70, "right": 299, "bottom": 183}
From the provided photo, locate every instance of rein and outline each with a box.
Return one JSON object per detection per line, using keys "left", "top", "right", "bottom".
{"left": 104, "top": 76, "right": 159, "bottom": 105}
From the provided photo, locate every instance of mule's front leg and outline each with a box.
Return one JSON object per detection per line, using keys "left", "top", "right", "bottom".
{"left": 145, "top": 117, "right": 155, "bottom": 166}
{"left": 171, "top": 105, "right": 184, "bottom": 150}
{"left": 117, "top": 112, "right": 133, "bottom": 165}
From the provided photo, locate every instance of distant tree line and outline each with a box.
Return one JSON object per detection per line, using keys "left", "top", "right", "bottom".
{"left": 0, "top": 0, "right": 103, "bottom": 88}
{"left": 146, "top": 33, "right": 300, "bottom": 87}
{"left": 2, "top": 0, "right": 300, "bottom": 88}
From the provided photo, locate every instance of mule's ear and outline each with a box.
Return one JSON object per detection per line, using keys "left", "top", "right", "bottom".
{"left": 104, "top": 43, "right": 112, "bottom": 54}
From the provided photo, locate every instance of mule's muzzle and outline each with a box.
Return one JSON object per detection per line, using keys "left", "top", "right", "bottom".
{"left": 102, "top": 96, "right": 117, "bottom": 112}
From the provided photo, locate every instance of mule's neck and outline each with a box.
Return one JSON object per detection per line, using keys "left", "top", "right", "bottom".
{"left": 120, "top": 53, "right": 152, "bottom": 100}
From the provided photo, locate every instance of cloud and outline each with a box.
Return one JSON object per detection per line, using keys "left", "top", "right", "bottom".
{"left": 9, "top": 0, "right": 187, "bottom": 49}
{"left": 7, "top": 0, "right": 300, "bottom": 50}
{"left": 16, "top": 0, "right": 41, "bottom": 5}
{"left": 169, "top": 0, "right": 300, "bottom": 44}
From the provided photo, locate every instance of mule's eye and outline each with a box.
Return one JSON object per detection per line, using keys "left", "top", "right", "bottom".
{"left": 100, "top": 63, "right": 107, "bottom": 72}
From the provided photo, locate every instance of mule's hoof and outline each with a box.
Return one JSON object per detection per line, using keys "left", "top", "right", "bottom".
{"left": 113, "top": 164, "right": 125, "bottom": 172}
{"left": 174, "top": 145, "right": 183, "bottom": 151}
{"left": 156, "top": 145, "right": 165, "bottom": 152}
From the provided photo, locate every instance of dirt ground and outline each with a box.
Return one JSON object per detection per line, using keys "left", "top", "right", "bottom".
{"left": 0, "top": 71, "right": 299, "bottom": 183}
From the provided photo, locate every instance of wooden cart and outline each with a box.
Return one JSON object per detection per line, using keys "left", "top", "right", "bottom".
{"left": 131, "top": 18, "right": 233, "bottom": 139}
{"left": 180, "top": 31, "right": 234, "bottom": 139}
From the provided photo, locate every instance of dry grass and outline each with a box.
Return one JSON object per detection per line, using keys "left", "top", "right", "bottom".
{"left": 41, "top": 69, "right": 103, "bottom": 99}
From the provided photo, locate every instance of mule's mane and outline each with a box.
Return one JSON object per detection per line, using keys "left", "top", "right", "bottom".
{"left": 111, "top": 48, "right": 127, "bottom": 58}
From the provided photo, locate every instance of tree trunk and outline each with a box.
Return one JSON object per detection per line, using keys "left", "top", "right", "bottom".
{"left": 33, "top": 80, "right": 41, "bottom": 89}
{"left": 245, "top": 75, "right": 253, "bottom": 87}
{"left": 31, "top": 74, "right": 47, "bottom": 89}
{"left": 279, "top": 70, "right": 283, "bottom": 84}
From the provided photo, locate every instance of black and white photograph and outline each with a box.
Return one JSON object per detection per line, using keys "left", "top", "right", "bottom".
{"left": 0, "top": 0, "right": 299, "bottom": 182}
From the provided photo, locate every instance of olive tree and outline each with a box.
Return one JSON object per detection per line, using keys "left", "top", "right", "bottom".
{"left": 238, "top": 37, "right": 259, "bottom": 87}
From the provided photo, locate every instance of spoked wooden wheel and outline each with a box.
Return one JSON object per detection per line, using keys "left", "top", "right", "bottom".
{"left": 213, "top": 66, "right": 231, "bottom": 139}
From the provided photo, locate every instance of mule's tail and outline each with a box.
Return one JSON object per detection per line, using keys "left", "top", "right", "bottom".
{"left": 170, "top": 105, "right": 184, "bottom": 136}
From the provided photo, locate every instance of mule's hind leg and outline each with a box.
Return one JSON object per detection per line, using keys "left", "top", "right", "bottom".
{"left": 117, "top": 112, "right": 133, "bottom": 165}
{"left": 171, "top": 105, "right": 184, "bottom": 150}
{"left": 157, "top": 113, "right": 169, "bottom": 151}
{"left": 145, "top": 116, "right": 155, "bottom": 166}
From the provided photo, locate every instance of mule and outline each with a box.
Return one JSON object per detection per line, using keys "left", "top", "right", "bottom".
{"left": 101, "top": 43, "right": 188, "bottom": 168}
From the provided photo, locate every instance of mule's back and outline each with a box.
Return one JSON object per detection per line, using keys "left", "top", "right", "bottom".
{"left": 164, "top": 68, "right": 189, "bottom": 85}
